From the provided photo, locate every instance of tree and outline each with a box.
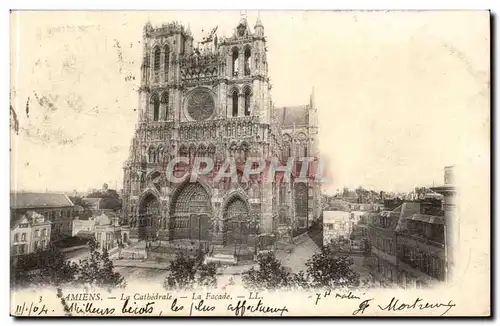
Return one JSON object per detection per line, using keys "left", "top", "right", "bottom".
{"left": 36, "top": 245, "right": 79, "bottom": 286}
{"left": 163, "top": 252, "right": 218, "bottom": 290}
{"left": 87, "top": 189, "right": 120, "bottom": 200}
{"left": 76, "top": 238, "right": 126, "bottom": 289}
{"left": 197, "top": 262, "right": 218, "bottom": 288}
{"left": 11, "top": 245, "right": 79, "bottom": 288}
{"left": 69, "top": 196, "right": 89, "bottom": 209}
{"left": 290, "top": 270, "right": 311, "bottom": 290}
{"left": 164, "top": 253, "right": 197, "bottom": 290}
{"left": 242, "top": 252, "right": 291, "bottom": 291}
{"left": 305, "top": 246, "right": 360, "bottom": 289}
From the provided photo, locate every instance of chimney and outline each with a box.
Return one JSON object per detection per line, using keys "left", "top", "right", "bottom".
{"left": 444, "top": 166, "right": 455, "bottom": 185}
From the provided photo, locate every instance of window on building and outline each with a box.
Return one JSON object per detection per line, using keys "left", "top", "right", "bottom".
{"left": 297, "top": 142, "right": 307, "bottom": 157}
{"left": 153, "top": 47, "right": 161, "bottom": 73}
{"left": 21, "top": 233, "right": 26, "bottom": 241}
{"left": 13, "top": 233, "right": 18, "bottom": 242}
{"left": 244, "top": 88, "right": 251, "bottom": 116}
{"left": 231, "top": 48, "right": 239, "bottom": 76}
{"left": 244, "top": 47, "right": 251, "bottom": 76}
{"left": 180, "top": 37, "right": 185, "bottom": 55}
{"left": 34, "top": 241, "right": 39, "bottom": 250}
{"left": 164, "top": 45, "right": 170, "bottom": 78}
{"left": 42, "top": 228, "right": 47, "bottom": 237}
{"left": 232, "top": 90, "right": 238, "bottom": 117}
{"left": 19, "top": 244, "right": 26, "bottom": 254}
{"left": 151, "top": 94, "right": 160, "bottom": 121}
{"left": 34, "top": 230, "right": 40, "bottom": 238}
{"left": 295, "top": 182, "right": 308, "bottom": 218}
{"left": 279, "top": 183, "right": 287, "bottom": 204}
{"left": 41, "top": 240, "right": 47, "bottom": 250}
{"left": 161, "top": 92, "right": 169, "bottom": 120}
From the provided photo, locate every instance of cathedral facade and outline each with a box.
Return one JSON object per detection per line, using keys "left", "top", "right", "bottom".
{"left": 121, "top": 15, "right": 321, "bottom": 249}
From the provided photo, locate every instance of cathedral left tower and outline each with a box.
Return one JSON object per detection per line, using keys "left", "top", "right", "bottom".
{"left": 121, "top": 21, "right": 195, "bottom": 242}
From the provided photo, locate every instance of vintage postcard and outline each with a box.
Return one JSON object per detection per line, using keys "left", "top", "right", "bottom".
{"left": 9, "top": 10, "right": 490, "bottom": 317}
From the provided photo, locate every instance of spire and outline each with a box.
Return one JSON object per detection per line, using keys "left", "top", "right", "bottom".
{"left": 255, "top": 11, "right": 263, "bottom": 28}
{"left": 309, "top": 86, "right": 315, "bottom": 109}
{"left": 144, "top": 16, "right": 152, "bottom": 33}
{"left": 254, "top": 11, "right": 264, "bottom": 36}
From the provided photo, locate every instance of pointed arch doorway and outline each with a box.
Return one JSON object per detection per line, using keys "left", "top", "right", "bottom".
{"left": 138, "top": 193, "right": 161, "bottom": 240}
{"left": 222, "top": 196, "right": 251, "bottom": 246}
{"left": 169, "top": 182, "right": 212, "bottom": 241}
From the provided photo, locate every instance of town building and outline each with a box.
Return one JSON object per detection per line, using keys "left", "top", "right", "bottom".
{"left": 72, "top": 217, "right": 95, "bottom": 237}
{"left": 94, "top": 211, "right": 127, "bottom": 251}
{"left": 11, "top": 211, "right": 51, "bottom": 256}
{"left": 367, "top": 182, "right": 449, "bottom": 288}
{"left": 84, "top": 197, "right": 122, "bottom": 212}
{"left": 323, "top": 211, "right": 351, "bottom": 247}
{"left": 71, "top": 210, "right": 130, "bottom": 250}
{"left": 395, "top": 211, "right": 446, "bottom": 287}
{"left": 367, "top": 207, "right": 400, "bottom": 286}
{"left": 349, "top": 211, "right": 373, "bottom": 252}
{"left": 10, "top": 192, "right": 76, "bottom": 240}
{"left": 119, "top": 15, "right": 321, "bottom": 255}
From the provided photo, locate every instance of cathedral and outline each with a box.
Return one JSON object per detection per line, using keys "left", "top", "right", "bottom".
{"left": 121, "top": 15, "right": 321, "bottom": 251}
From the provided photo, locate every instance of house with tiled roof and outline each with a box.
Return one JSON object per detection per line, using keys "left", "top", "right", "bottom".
{"left": 367, "top": 187, "right": 447, "bottom": 288}
{"left": 11, "top": 210, "right": 51, "bottom": 256}
{"left": 10, "top": 192, "right": 75, "bottom": 241}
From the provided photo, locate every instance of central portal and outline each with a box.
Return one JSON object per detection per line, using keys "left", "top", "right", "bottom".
{"left": 169, "top": 182, "right": 211, "bottom": 241}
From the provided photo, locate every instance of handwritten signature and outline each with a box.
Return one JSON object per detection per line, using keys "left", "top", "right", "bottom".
{"left": 378, "top": 297, "right": 456, "bottom": 316}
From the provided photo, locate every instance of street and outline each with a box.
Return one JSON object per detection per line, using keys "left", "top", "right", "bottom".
{"left": 275, "top": 229, "right": 371, "bottom": 279}
{"left": 61, "top": 228, "right": 370, "bottom": 284}
{"left": 275, "top": 230, "right": 322, "bottom": 272}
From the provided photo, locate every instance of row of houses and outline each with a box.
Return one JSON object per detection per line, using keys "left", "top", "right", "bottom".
{"left": 10, "top": 191, "right": 123, "bottom": 257}
{"left": 322, "top": 206, "right": 377, "bottom": 252}
{"left": 365, "top": 166, "right": 456, "bottom": 288}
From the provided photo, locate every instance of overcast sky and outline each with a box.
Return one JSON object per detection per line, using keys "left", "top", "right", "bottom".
{"left": 10, "top": 10, "right": 489, "bottom": 194}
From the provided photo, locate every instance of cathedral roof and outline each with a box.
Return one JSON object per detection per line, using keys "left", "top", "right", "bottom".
{"left": 275, "top": 105, "right": 309, "bottom": 128}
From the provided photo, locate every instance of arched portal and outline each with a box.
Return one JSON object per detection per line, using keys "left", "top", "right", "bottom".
{"left": 170, "top": 182, "right": 211, "bottom": 241}
{"left": 222, "top": 196, "right": 250, "bottom": 246}
{"left": 138, "top": 193, "right": 161, "bottom": 240}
